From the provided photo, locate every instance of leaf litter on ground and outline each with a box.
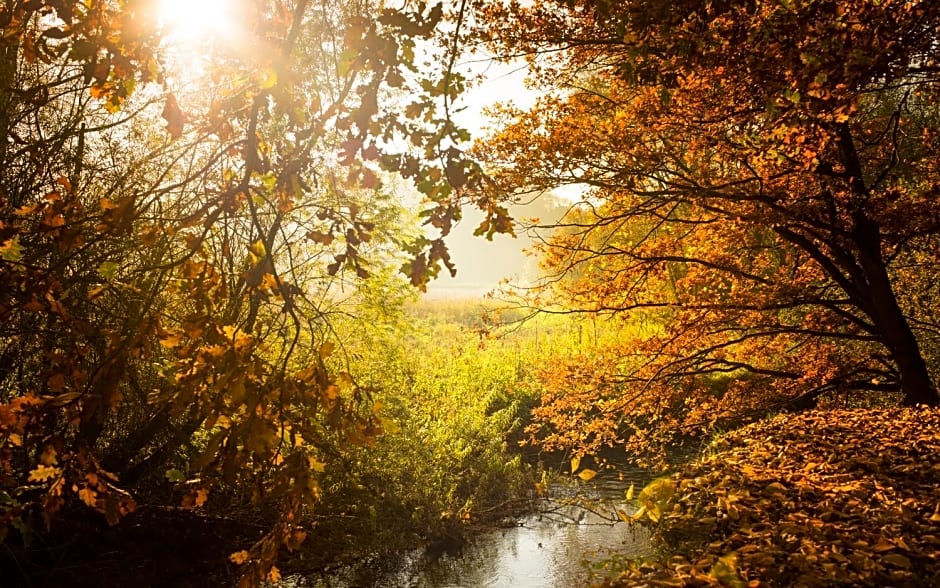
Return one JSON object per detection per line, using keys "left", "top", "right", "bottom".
{"left": 602, "top": 408, "right": 940, "bottom": 587}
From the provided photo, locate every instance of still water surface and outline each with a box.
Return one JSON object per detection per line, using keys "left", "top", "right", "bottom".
{"left": 297, "top": 470, "right": 656, "bottom": 587}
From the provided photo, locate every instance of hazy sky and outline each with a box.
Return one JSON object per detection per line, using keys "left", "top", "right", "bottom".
{"left": 424, "top": 58, "right": 548, "bottom": 298}
{"left": 424, "top": 196, "right": 566, "bottom": 299}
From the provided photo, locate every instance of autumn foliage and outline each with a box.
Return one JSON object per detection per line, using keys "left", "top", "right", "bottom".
{"left": 607, "top": 408, "right": 940, "bottom": 587}
{"left": 4, "top": 0, "right": 940, "bottom": 584}
{"left": 468, "top": 0, "right": 940, "bottom": 461}
{"left": 0, "top": 0, "right": 499, "bottom": 583}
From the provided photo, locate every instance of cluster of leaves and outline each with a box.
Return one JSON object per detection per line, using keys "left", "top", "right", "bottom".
{"left": 604, "top": 408, "right": 940, "bottom": 587}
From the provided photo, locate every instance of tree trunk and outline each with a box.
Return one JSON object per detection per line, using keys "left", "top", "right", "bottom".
{"left": 853, "top": 217, "right": 939, "bottom": 406}
{"left": 835, "top": 125, "right": 939, "bottom": 406}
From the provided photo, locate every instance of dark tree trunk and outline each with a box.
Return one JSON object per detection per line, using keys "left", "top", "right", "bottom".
{"left": 834, "top": 125, "right": 939, "bottom": 406}
{"left": 853, "top": 217, "right": 939, "bottom": 406}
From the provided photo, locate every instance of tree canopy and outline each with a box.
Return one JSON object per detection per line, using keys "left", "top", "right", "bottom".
{"left": 3, "top": 0, "right": 940, "bottom": 583}
{"left": 0, "top": 0, "right": 502, "bottom": 583}
{"left": 467, "top": 0, "right": 940, "bottom": 459}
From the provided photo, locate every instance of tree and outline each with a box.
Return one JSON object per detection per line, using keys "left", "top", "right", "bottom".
{"left": 0, "top": 0, "right": 491, "bottom": 583}
{"left": 466, "top": 0, "right": 940, "bottom": 457}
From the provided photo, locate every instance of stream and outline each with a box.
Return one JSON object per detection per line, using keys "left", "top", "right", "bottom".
{"left": 293, "top": 468, "right": 658, "bottom": 588}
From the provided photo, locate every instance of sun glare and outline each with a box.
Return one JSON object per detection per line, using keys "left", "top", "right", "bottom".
{"left": 156, "top": 0, "right": 239, "bottom": 45}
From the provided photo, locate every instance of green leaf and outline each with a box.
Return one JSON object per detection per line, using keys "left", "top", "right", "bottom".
{"left": 710, "top": 553, "right": 745, "bottom": 588}
{"left": 98, "top": 261, "right": 119, "bottom": 279}
{"left": 1, "top": 236, "right": 23, "bottom": 263}
{"left": 783, "top": 88, "right": 801, "bottom": 105}
{"left": 165, "top": 469, "right": 186, "bottom": 482}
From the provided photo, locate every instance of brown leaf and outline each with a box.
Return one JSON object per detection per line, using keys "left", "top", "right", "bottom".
{"left": 162, "top": 94, "right": 185, "bottom": 138}
{"left": 882, "top": 553, "right": 911, "bottom": 569}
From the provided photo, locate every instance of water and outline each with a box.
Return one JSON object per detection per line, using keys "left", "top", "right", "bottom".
{"left": 295, "top": 469, "right": 655, "bottom": 588}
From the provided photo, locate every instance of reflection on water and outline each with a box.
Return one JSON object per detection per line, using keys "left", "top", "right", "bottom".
{"left": 297, "top": 470, "right": 655, "bottom": 588}
{"left": 414, "top": 502, "right": 651, "bottom": 588}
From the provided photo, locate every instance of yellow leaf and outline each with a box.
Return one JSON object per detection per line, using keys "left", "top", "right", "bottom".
{"left": 203, "top": 344, "right": 227, "bottom": 358}
{"left": 307, "top": 456, "right": 326, "bottom": 472}
{"left": 249, "top": 240, "right": 266, "bottom": 257}
{"left": 159, "top": 331, "right": 183, "bottom": 348}
{"left": 319, "top": 342, "right": 335, "bottom": 358}
{"left": 570, "top": 456, "right": 580, "bottom": 474}
{"left": 78, "top": 487, "right": 97, "bottom": 507}
{"left": 233, "top": 331, "right": 254, "bottom": 354}
{"left": 616, "top": 509, "right": 630, "bottom": 522}
{"left": 28, "top": 464, "right": 62, "bottom": 482}
{"left": 229, "top": 550, "right": 250, "bottom": 565}
{"left": 577, "top": 468, "right": 597, "bottom": 482}
{"left": 625, "top": 483, "right": 635, "bottom": 501}
{"left": 257, "top": 67, "right": 278, "bottom": 90}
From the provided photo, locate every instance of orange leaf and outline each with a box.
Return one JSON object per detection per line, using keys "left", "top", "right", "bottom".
{"left": 267, "top": 566, "right": 281, "bottom": 582}
{"left": 78, "top": 487, "right": 98, "bottom": 507}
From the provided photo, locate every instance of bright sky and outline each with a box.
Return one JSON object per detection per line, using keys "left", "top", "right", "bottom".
{"left": 151, "top": 1, "right": 557, "bottom": 298}
{"left": 422, "top": 56, "right": 543, "bottom": 298}
{"left": 451, "top": 57, "right": 537, "bottom": 134}
{"left": 155, "top": 0, "right": 239, "bottom": 43}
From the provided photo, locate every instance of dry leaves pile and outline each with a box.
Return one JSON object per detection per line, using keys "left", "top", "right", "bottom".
{"left": 606, "top": 408, "right": 940, "bottom": 587}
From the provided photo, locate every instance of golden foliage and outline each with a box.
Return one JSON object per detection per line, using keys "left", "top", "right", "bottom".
{"left": 609, "top": 408, "right": 940, "bottom": 587}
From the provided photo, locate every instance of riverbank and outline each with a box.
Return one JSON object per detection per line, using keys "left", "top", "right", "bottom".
{"left": 605, "top": 407, "right": 940, "bottom": 587}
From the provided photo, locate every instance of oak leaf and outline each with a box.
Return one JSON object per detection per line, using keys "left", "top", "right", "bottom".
{"left": 28, "top": 465, "right": 62, "bottom": 483}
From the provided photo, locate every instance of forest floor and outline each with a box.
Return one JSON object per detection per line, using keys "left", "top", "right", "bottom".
{"left": 604, "top": 407, "right": 940, "bottom": 588}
